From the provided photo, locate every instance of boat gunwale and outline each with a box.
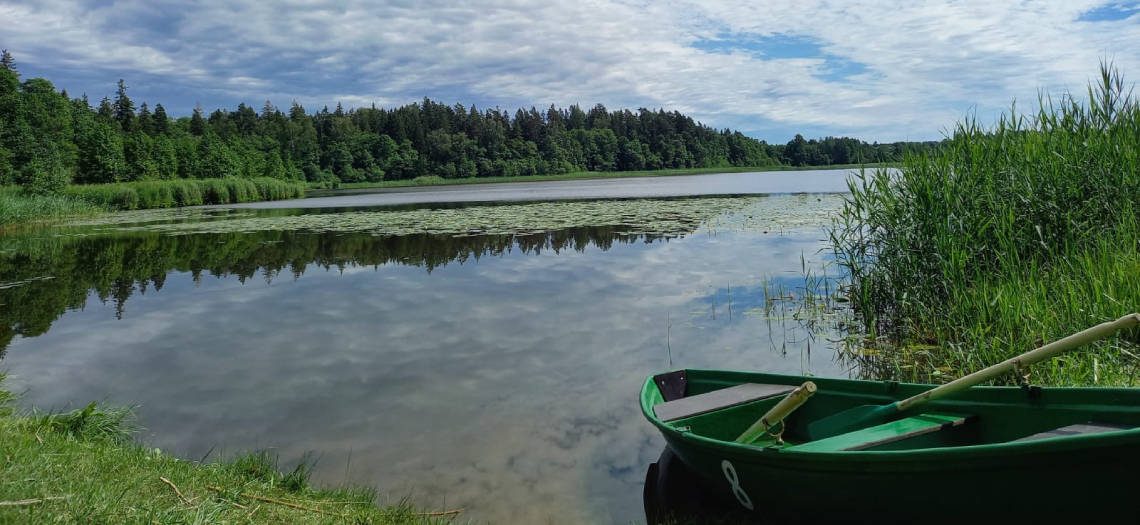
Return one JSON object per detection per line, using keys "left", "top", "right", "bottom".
{"left": 641, "top": 369, "right": 1140, "bottom": 460}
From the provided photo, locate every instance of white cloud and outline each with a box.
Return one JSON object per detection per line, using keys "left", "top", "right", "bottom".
{"left": 3, "top": 0, "right": 1138, "bottom": 141}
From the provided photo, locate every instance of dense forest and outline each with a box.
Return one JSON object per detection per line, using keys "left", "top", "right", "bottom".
{"left": 0, "top": 50, "right": 940, "bottom": 193}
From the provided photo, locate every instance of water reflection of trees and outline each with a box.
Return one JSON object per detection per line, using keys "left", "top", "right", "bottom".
{"left": 0, "top": 226, "right": 676, "bottom": 353}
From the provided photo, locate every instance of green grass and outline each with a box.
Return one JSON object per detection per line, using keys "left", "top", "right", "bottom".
{"left": 0, "top": 377, "right": 455, "bottom": 524}
{"left": 0, "top": 187, "right": 106, "bottom": 230}
{"left": 830, "top": 62, "right": 1140, "bottom": 385}
{"left": 310, "top": 163, "right": 892, "bottom": 190}
{"left": 64, "top": 178, "right": 305, "bottom": 210}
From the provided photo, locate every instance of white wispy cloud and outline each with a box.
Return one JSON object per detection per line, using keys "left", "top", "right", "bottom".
{"left": 3, "top": 0, "right": 1137, "bottom": 141}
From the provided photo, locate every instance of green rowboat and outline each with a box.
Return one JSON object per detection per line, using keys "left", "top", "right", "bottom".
{"left": 640, "top": 368, "right": 1140, "bottom": 521}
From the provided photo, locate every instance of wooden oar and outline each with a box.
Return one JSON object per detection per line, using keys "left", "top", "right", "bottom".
{"left": 735, "top": 381, "right": 816, "bottom": 444}
{"left": 806, "top": 313, "right": 1140, "bottom": 441}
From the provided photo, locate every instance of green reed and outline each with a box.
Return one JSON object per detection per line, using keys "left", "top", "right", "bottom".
{"left": 0, "top": 187, "right": 105, "bottom": 228}
{"left": 830, "top": 62, "right": 1140, "bottom": 385}
{"left": 63, "top": 177, "right": 305, "bottom": 210}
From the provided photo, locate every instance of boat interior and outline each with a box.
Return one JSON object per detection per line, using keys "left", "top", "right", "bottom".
{"left": 648, "top": 370, "right": 1140, "bottom": 452}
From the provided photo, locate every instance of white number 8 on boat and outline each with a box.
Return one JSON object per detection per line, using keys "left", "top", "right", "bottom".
{"left": 720, "top": 459, "right": 753, "bottom": 510}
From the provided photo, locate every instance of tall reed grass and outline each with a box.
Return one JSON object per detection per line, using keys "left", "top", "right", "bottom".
{"left": 0, "top": 186, "right": 105, "bottom": 228}
{"left": 831, "top": 63, "right": 1140, "bottom": 385}
{"left": 63, "top": 177, "right": 305, "bottom": 210}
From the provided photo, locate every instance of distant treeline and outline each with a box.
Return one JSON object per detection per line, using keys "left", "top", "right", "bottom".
{"left": 0, "top": 50, "right": 941, "bottom": 193}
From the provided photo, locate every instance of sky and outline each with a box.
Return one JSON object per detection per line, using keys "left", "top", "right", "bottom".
{"left": 2, "top": 0, "right": 1138, "bottom": 143}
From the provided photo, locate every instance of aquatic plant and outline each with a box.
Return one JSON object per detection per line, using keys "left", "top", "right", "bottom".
{"left": 61, "top": 177, "right": 305, "bottom": 210}
{"left": 91, "top": 194, "right": 844, "bottom": 238}
{"left": 831, "top": 62, "right": 1140, "bottom": 385}
{"left": 0, "top": 187, "right": 105, "bottom": 228}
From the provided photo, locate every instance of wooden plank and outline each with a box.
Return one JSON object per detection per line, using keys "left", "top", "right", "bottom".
{"left": 1012, "top": 423, "right": 1132, "bottom": 443}
{"left": 653, "top": 383, "right": 794, "bottom": 422}
{"left": 790, "top": 413, "right": 968, "bottom": 452}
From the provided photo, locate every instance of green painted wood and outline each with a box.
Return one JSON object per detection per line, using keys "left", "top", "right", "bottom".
{"left": 639, "top": 368, "right": 1140, "bottom": 520}
{"left": 786, "top": 413, "right": 968, "bottom": 452}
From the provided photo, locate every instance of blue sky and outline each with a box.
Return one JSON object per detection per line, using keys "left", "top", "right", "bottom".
{"left": 2, "top": 0, "right": 1138, "bottom": 143}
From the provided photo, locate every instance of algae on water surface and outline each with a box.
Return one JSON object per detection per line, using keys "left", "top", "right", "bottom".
{"left": 76, "top": 194, "right": 845, "bottom": 238}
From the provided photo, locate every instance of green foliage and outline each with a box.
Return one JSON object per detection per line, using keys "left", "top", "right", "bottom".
{"left": 223, "top": 450, "right": 316, "bottom": 493}
{"left": 113, "top": 78, "right": 135, "bottom": 131}
{"left": 123, "top": 131, "right": 159, "bottom": 180}
{"left": 0, "top": 187, "right": 103, "bottom": 227}
{"left": 64, "top": 177, "right": 303, "bottom": 210}
{"left": 0, "top": 52, "right": 927, "bottom": 201}
{"left": 30, "top": 401, "right": 136, "bottom": 443}
{"left": 0, "top": 378, "right": 451, "bottom": 523}
{"left": 77, "top": 119, "right": 126, "bottom": 183}
{"left": 15, "top": 154, "right": 69, "bottom": 195}
{"left": 195, "top": 132, "right": 240, "bottom": 178}
{"left": 831, "top": 63, "right": 1140, "bottom": 385}
{"left": 170, "top": 179, "right": 203, "bottom": 206}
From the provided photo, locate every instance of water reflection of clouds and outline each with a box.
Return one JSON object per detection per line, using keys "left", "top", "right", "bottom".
{"left": 6, "top": 228, "right": 845, "bottom": 524}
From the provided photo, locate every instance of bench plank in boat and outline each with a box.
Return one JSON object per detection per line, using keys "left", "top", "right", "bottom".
{"left": 653, "top": 383, "right": 794, "bottom": 422}
{"left": 1013, "top": 422, "right": 1132, "bottom": 443}
{"left": 788, "top": 413, "right": 969, "bottom": 452}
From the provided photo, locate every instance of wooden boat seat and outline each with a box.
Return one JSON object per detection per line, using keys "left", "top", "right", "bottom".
{"left": 1011, "top": 422, "right": 1132, "bottom": 443}
{"left": 788, "top": 413, "right": 970, "bottom": 452}
{"left": 653, "top": 383, "right": 795, "bottom": 422}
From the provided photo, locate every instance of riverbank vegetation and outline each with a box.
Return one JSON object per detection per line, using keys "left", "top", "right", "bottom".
{"left": 62, "top": 177, "right": 305, "bottom": 209}
{"left": 0, "top": 187, "right": 103, "bottom": 229}
{"left": 831, "top": 63, "right": 1140, "bottom": 385}
{"left": 0, "top": 50, "right": 935, "bottom": 198}
{"left": 0, "top": 178, "right": 305, "bottom": 228}
{"left": 0, "top": 377, "right": 453, "bottom": 524}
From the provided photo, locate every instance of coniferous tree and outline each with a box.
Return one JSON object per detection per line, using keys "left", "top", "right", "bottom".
{"left": 96, "top": 96, "right": 114, "bottom": 121}
{"left": 0, "top": 49, "right": 16, "bottom": 74}
{"left": 152, "top": 103, "right": 169, "bottom": 135}
{"left": 0, "top": 62, "right": 941, "bottom": 194}
{"left": 137, "top": 102, "right": 153, "bottom": 135}
{"left": 189, "top": 105, "right": 205, "bottom": 136}
{"left": 113, "top": 79, "right": 135, "bottom": 131}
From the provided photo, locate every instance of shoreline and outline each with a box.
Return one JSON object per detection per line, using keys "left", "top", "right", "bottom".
{"left": 0, "top": 382, "right": 457, "bottom": 524}
{"left": 309, "top": 163, "right": 891, "bottom": 192}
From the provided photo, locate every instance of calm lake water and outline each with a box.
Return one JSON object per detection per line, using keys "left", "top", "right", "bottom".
{"left": 1, "top": 170, "right": 856, "bottom": 524}
{"left": 249, "top": 167, "right": 856, "bottom": 208}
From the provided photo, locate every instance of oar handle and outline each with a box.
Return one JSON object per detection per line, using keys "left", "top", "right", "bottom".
{"left": 896, "top": 313, "right": 1140, "bottom": 412}
{"left": 735, "top": 381, "right": 817, "bottom": 443}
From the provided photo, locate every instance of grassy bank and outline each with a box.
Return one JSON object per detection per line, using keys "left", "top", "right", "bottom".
{"left": 0, "top": 187, "right": 105, "bottom": 229}
{"left": 0, "top": 178, "right": 306, "bottom": 229}
{"left": 0, "top": 379, "right": 453, "bottom": 524}
{"left": 65, "top": 178, "right": 306, "bottom": 210}
{"left": 830, "top": 63, "right": 1140, "bottom": 385}
{"left": 310, "top": 163, "right": 891, "bottom": 190}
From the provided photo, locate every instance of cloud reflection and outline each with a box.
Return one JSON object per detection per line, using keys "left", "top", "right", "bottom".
{"left": 4, "top": 204, "right": 845, "bottom": 523}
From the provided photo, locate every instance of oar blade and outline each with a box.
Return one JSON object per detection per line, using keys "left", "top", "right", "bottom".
{"left": 806, "top": 403, "right": 900, "bottom": 440}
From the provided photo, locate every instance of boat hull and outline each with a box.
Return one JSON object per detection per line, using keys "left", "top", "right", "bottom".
{"left": 641, "top": 369, "right": 1140, "bottom": 522}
